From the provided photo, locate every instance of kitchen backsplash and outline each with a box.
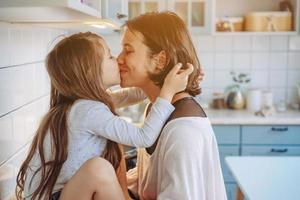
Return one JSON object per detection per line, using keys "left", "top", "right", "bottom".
{"left": 0, "top": 22, "right": 66, "bottom": 199}
{"left": 103, "top": 34, "right": 300, "bottom": 106}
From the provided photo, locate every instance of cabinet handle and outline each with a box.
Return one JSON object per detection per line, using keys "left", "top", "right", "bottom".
{"left": 117, "top": 13, "right": 127, "bottom": 19}
{"left": 271, "top": 127, "right": 288, "bottom": 132}
{"left": 270, "top": 148, "right": 288, "bottom": 153}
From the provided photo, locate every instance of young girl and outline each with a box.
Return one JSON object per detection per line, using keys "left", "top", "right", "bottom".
{"left": 15, "top": 32, "right": 193, "bottom": 200}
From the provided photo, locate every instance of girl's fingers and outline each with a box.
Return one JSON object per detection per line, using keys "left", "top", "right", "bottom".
{"left": 179, "top": 63, "right": 194, "bottom": 77}
{"left": 169, "top": 63, "right": 183, "bottom": 76}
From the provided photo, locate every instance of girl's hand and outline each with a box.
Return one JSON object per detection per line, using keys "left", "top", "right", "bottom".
{"left": 159, "top": 63, "right": 194, "bottom": 102}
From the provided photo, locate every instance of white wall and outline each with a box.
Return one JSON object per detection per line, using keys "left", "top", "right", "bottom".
{"left": 0, "top": 22, "right": 66, "bottom": 200}
{"left": 104, "top": 34, "right": 300, "bottom": 106}
{"left": 192, "top": 34, "right": 300, "bottom": 105}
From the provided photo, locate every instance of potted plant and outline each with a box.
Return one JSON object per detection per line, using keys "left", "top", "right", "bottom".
{"left": 225, "top": 71, "right": 251, "bottom": 109}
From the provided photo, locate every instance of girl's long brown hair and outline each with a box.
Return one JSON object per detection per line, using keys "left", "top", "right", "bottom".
{"left": 16, "top": 32, "right": 121, "bottom": 200}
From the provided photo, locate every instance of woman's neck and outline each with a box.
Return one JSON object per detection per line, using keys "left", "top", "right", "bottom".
{"left": 140, "top": 83, "right": 191, "bottom": 104}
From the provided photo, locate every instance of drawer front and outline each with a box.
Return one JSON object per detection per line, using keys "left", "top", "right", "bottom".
{"left": 225, "top": 183, "right": 237, "bottom": 200}
{"left": 242, "top": 125, "right": 300, "bottom": 145}
{"left": 213, "top": 125, "right": 240, "bottom": 145}
{"left": 242, "top": 145, "right": 300, "bottom": 156}
{"left": 219, "top": 146, "right": 239, "bottom": 182}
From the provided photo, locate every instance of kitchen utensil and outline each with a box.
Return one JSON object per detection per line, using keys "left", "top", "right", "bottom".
{"left": 261, "top": 91, "right": 273, "bottom": 108}
{"left": 212, "top": 92, "right": 226, "bottom": 109}
{"left": 246, "top": 89, "right": 262, "bottom": 112}
{"left": 216, "top": 17, "right": 244, "bottom": 32}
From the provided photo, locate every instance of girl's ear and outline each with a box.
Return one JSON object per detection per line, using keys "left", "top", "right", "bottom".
{"left": 150, "top": 50, "right": 167, "bottom": 73}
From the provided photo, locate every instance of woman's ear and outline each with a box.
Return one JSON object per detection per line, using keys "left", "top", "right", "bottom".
{"left": 151, "top": 50, "right": 167, "bottom": 73}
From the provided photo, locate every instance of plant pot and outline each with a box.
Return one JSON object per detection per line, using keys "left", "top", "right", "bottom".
{"left": 227, "top": 90, "right": 245, "bottom": 109}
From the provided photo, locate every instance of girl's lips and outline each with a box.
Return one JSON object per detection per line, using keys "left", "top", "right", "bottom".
{"left": 119, "top": 65, "right": 129, "bottom": 73}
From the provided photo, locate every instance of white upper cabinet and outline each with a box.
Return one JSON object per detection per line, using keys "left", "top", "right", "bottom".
{"left": 0, "top": 0, "right": 102, "bottom": 22}
{"left": 214, "top": 0, "right": 300, "bottom": 35}
{"left": 101, "top": 0, "right": 128, "bottom": 25}
{"left": 167, "top": 0, "right": 212, "bottom": 34}
{"left": 128, "top": 0, "right": 166, "bottom": 19}
{"left": 127, "top": 0, "right": 212, "bottom": 34}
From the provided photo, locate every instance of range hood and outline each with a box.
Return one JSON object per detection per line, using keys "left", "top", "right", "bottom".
{"left": 0, "top": 0, "right": 123, "bottom": 30}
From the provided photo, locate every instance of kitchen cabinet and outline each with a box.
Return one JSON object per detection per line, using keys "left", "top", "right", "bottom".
{"left": 167, "top": 0, "right": 213, "bottom": 34}
{"left": 213, "top": 124, "right": 300, "bottom": 200}
{"left": 242, "top": 125, "right": 300, "bottom": 145}
{"left": 0, "top": 0, "right": 102, "bottom": 22}
{"left": 214, "top": 0, "right": 300, "bottom": 35}
{"left": 128, "top": 0, "right": 166, "bottom": 19}
{"left": 127, "top": 0, "right": 212, "bottom": 34}
{"left": 225, "top": 183, "right": 237, "bottom": 200}
{"left": 101, "top": 0, "right": 128, "bottom": 25}
{"left": 213, "top": 125, "right": 240, "bottom": 200}
{"left": 127, "top": 0, "right": 300, "bottom": 35}
{"left": 0, "top": 0, "right": 130, "bottom": 31}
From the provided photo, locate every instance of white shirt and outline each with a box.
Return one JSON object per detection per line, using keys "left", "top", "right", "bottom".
{"left": 24, "top": 88, "right": 174, "bottom": 199}
{"left": 128, "top": 117, "right": 227, "bottom": 200}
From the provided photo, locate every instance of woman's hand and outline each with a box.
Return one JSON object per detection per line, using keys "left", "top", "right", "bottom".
{"left": 159, "top": 63, "right": 194, "bottom": 102}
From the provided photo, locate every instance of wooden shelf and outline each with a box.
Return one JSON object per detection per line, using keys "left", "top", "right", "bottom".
{"left": 213, "top": 31, "right": 298, "bottom": 36}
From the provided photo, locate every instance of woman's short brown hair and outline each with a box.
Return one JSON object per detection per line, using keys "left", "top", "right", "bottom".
{"left": 125, "top": 11, "right": 202, "bottom": 96}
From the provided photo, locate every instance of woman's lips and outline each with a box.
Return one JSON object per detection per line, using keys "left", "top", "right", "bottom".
{"left": 119, "top": 65, "right": 129, "bottom": 74}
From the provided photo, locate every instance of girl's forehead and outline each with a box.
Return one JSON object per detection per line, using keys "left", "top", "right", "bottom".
{"left": 98, "top": 38, "right": 109, "bottom": 52}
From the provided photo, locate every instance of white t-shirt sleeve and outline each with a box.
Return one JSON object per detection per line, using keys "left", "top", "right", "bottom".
{"left": 83, "top": 97, "right": 174, "bottom": 147}
{"left": 157, "top": 126, "right": 205, "bottom": 200}
{"left": 155, "top": 122, "right": 227, "bottom": 200}
{"left": 109, "top": 87, "right": 147, "bottom": 108}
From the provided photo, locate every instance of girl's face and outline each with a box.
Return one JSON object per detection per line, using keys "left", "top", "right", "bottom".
{"left": 100, "top": 39, "right": 121, "bottom": 88}
{"left": 117, "top": 28, "right": 154, "bottom": 88}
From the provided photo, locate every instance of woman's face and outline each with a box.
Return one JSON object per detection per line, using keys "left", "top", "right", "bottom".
{"left": 100, "top": 39, "right": 121, "bottom": 88}
{"left": 117, "top": 28, "right": 154, "bottom": 88}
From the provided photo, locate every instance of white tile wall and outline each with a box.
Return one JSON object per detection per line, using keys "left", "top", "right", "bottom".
{"left": 233, "top": 52, "right": 251, "bottom": 69}
{"left": 269, "top": 52, "right": 288, "bottom": 70}
{"left": 103, "top": 34, "right": 300, "bottom": 105}
{"left": 0, "top": 21, "right": 65, "bottom": 199}
{"left": 233, "top": 36, "right": 252, "bottom": 52}
{"left": 252, "top": 36, "right": 269, "bottom": 52}
{"left": 215, "top": 53, "right": 232, "bottom": 70}
{"left": 270, "top": 36, "right": 289, "bottom": 51}
{"left": 251, "top": 53, "right": 269, "bottom": 69}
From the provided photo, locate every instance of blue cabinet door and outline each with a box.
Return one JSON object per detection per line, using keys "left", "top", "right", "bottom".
{"left": 219, "top": 146, "right": 240, "bottom": 182}
{"left": 242, "top": 145, "right": 300, "bottom": 156}
{"left": 242, "top": 125, "right": 300, "bottom": 145}
{"left": 213, "top": 125, "right": 240, "bottom": 145}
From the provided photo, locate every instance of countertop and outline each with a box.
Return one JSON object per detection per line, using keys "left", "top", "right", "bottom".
{"left": 225, "top": 156, "right": 300, "bottom": 200}
{"left": 205, "top": 109, "right": 300, "bottom": 125}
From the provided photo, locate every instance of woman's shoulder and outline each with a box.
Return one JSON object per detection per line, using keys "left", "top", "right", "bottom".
{"left": 161, "top": 117, "right": 214, "bottom": 142}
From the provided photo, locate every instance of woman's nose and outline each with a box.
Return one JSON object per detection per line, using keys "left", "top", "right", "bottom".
{"left": 117, "top": 52, "right": 124, "bottom": 65}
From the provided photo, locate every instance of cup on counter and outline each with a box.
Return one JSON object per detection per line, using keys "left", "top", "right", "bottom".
{"left": 246, "top": 89, "right": 262, "bottom": 112}
{"left": 261, "top": 91, "right": 273, "bottom": 108}
{"left": 212, "top": 92, "right": 226, "bottom": 109}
